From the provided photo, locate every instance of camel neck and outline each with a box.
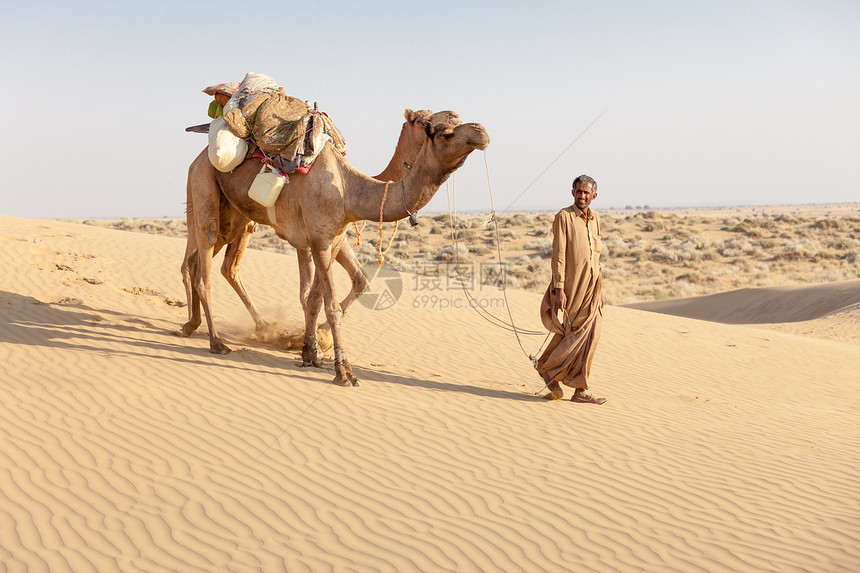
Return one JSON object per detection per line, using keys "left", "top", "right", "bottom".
{"left": 373, "top": 122, "right": 417, "bottom": 182}
{"left": 344, "top": 144, "right": 449, "bottom": 224}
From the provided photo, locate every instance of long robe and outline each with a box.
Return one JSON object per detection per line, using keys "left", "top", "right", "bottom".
{"left": 536, "top": 205, "right": 603, "bottom": 389}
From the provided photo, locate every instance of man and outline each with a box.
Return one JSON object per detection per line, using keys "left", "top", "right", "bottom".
{"left": 536, "top": 174, "right": 607, "bottom": 404}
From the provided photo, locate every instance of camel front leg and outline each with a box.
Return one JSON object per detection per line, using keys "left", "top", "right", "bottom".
{"left": 311, "top": 244, "right": 359, "bottom": 387}
{"left": 298, "top": 248, "right": 323, "bottom": 367}
{"left": 318, "top": 243, "right": 369, "bottom": 333}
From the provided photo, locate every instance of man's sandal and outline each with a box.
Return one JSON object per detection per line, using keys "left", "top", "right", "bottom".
{"left": 571, "top": 393, "right": 607, "bottom": 405}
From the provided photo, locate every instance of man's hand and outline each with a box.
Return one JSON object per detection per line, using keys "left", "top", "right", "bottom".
{"left": 553, "top": 287, "right": 567, "bottom": 310}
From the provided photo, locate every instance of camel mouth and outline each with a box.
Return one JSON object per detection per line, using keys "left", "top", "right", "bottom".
{"left": 463, "top": 123, "right": 490, "bottom": 150}
{"left": 470, "top": 138, "right": 490, "bottom": 150}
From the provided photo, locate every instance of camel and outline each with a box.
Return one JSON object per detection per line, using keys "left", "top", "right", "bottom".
{"left": 180, "top": 109, "right": 460, "bottom": 343}
{"left": 187, "top": 118, "right": 489, "bottom": 386}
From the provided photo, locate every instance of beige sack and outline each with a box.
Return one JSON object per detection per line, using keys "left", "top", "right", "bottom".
{"left": 207, "top": 116, "right": 248, "bottom": 172}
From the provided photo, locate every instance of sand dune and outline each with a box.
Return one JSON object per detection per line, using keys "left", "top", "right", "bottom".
{"left": 1, "top": 214, "right": 859, "bottom": 572}
{"left": 626, "top": 281, "right": 860, "bottom": 344}
{"left": 624, "top": 281, "right": 860, "bottom": 324}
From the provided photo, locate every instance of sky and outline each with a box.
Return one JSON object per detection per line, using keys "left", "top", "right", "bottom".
{"left": 1, "top": 0, "right": 858, "bottom": 219}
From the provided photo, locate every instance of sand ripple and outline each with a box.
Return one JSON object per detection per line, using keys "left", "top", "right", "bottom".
{"left": 1, "top": 215, "right": 858, "bottom": 572}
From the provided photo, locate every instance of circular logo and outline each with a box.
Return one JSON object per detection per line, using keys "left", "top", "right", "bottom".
{"left": 357, "top": 263, "right": 403, "bottom": 311}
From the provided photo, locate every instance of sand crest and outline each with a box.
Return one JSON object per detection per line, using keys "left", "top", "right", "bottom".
{"left": 1, "top": 214, "right": 858, "bottom": 572}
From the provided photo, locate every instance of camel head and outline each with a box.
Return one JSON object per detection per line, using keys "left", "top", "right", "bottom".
{"left": 390, "top": 109, "right": 464, "bottom": 173}
{"left": 403, "top": 108, "right": 461, "bottom": 152}
{"left": 427, "top": 121, "right": 490, "bottom": 152}
{"left": 420, "top": 121, "right": 490, "bottom": 183}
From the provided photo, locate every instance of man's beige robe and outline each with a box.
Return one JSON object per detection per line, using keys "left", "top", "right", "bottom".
{"left": 536, "top": 205, "right": 603, "bottom": 389}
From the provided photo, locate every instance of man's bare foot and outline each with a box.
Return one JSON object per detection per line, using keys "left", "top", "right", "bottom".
{"left": 571, "top": 390, "right": 607, "bottom": 405}
{"left": 542, "top": 381, "right": 564, "bottom": 400}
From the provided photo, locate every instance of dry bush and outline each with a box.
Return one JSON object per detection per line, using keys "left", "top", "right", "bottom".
{"left": 94, "top": 205, "right": 860, "bottom": 304}
{"left": 641, "top": 220, "right": 666, "bottom": 232}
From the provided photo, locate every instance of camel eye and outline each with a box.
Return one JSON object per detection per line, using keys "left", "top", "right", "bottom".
{"left": 443, "top": 132, "right": 455, "bottom": 140}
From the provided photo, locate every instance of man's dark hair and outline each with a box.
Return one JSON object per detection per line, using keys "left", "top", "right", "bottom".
{"left": 572, "top": 174, "right": 597, "bottom": 193}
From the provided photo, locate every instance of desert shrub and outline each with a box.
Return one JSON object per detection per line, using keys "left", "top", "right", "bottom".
{"left": 827, "top": 237, "right": 856, "bottom": 250}
{"left": 813, "top": 217, "right": 845, "bottom": 231}
{"left": 774, "top": 214, "right": 800, "bottom": 225}
{"left": 601, "top": 235, "right": 628, "bottom": 258}
{"left": 775, "top": 239, "right": 821, "bottom": 261}
{"left": 641, "top": 220, "right": 666, "bottom": 232}
{"left": 717, "top": 238, "right": 757, "bottom": 258}
{"left": 651, "top": 288, "right": 670, "bottom": 300}
{"left": 511, "top": 213, "right": 531, "bottom": 225}
{"left": 732, "top": 222, "right": 762, "bottom": 238}
{"left": 674, "top": 271, "right": 713, "bottom": 284}
{"left": 522, "top": 239, "right": 550, "bottom": 251}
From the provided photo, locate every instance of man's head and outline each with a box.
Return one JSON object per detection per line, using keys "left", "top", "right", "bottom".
{"left": 571, "top": 174, "right": 597, "bottom": 211}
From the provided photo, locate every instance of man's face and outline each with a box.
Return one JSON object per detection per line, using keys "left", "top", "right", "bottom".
{"left": 572, "top": 181, "right": 596, "bottom": 211}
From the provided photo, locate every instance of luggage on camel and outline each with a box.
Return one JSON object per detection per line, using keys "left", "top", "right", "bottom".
{"left": 207, "top": 116, "right": 248, "bottom": 172}
{"left": 189, "top": 72, "right": 347, "bottom": 188}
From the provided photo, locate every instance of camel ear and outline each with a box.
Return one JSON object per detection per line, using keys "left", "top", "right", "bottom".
{"left": 404, "top": 108, "right": 415, "bottom": 122}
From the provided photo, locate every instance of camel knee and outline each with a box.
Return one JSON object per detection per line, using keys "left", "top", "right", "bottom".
{"left": 299, "top": 288, "right": 311, "bottom": 311}
{"left": 220, "top": 260, "right": 237, "bottom": 283}
{"left": 181, "top": 260, "right": 191, "bottom": 287}
{"left": 305, "top": 288, "right": 323, "bottom": 313}
{"left": 352, "top": 269, "right": 370, "bottom": 297}
{"left": 203, "top": 217, "right": 219, "bottom": 245}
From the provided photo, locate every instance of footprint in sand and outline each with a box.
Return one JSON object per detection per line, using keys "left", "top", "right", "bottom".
{"left": 122, "top": 286, "right": 162, "bottom": 297}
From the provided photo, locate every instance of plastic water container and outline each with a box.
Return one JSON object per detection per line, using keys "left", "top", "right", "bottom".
{"left": 248, "top": 164, "right": 287, "bottom": 207}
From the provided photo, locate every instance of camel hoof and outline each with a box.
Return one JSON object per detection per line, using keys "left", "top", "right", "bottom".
{"left": 333, "top": 377, "right": 361, "bottom": 387}
{"left": 300, "top": 358, "right": 323, "bottom": 368}
{"left": 210, "top": 340, "right": 231, "bottom": 355}
{"left": 180, "top": 322, "right": 198, "bottom": 337}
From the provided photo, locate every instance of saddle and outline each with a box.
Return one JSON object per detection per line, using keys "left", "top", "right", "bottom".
{"left": 188, "top": 89, "right": 346, "bottom": 176}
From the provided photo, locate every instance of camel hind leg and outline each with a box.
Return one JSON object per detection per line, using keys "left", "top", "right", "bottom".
{"left": 193, "top": 222, "right": 231, "bottom": 354}
{"left": 220, "top": 221, "right": 268, "bottom": 332}
{"left": 186, "top": 148, "right": 231, "bottom": 354}
{"left": 181, "top": 247, "right": 202, "bottom": 336}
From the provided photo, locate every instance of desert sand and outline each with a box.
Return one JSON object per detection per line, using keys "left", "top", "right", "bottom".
{"left": 1, "top": 213, "right": 859, "bottom": 572}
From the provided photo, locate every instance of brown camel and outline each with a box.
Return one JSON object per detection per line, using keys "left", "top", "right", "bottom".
{"left": 180, "top": 109, "right": 460, "bottom": 343}
{"left": 187, "top": 119, "right": 489, "bottom": 386}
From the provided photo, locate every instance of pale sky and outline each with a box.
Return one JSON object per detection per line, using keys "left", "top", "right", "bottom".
{"left": 1, "top": 0, "right": 858, "bottom": 219}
